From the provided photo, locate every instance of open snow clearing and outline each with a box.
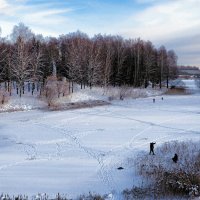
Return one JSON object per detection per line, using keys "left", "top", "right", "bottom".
{"left": 0, "top": 80, "right": 200, "bottom": 198}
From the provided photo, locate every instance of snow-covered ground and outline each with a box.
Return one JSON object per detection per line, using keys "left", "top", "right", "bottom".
{"left": 0, "top": 80, "right": 200, "bottom": 199}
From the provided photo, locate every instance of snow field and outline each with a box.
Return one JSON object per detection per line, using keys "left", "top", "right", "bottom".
{"left": 0, "top": 79, "right": 200, "bottom": 199}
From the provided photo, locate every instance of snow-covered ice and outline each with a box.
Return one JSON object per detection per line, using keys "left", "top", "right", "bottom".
{"left": 0, "top": 79, "right": 200, "bottom": 198}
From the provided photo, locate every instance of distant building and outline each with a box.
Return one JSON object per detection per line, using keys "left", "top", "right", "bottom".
{"left": 178, "top": 69, "right": 200, "bottom": 79}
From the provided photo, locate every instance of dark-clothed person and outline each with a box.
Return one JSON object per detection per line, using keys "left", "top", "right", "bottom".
{"left": 149, "top": 142, "right": 156, "bottom": 155}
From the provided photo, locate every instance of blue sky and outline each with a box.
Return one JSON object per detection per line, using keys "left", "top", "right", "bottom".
{"left": 0, "top": 0, "right": 200, "bottom": 67}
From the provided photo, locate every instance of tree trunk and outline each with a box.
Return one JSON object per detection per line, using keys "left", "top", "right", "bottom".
{"left": 72, "top": 81, "right": 74, "bottom": 93}
{"left": 167, "top": 76, "right": 169, "bottom": 88}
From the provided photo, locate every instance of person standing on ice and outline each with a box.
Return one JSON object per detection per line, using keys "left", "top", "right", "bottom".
{"left": 149, "top": 142, "right": 156, "bottom": 155}
{"left": 172, "top": 153, "right": 178, "bottom": 163}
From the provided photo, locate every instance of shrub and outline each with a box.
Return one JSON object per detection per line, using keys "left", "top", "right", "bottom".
{"left": 123, "top": 186, "right": 155, "bottom": 200}
{"left": 134, "top": 141, "right": 200, "bottom": 198}
{"left": 42, "top": 76, "right": 69, "bottom": 107}
{"left": 157, "top": 170, "right": 200, "bottom": 197}
{"left": 166, "top": 87, "right": 188, "bottom": 95}
{"left": 77, "top": 192, "right": 104, "bottom": 200}
{"left": 0, "top": 90, "right": 10, "bottom": 105}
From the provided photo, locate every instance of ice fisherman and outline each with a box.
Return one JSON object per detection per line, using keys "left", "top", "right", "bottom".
{"left": 172, "top": 153, "right": 178, "bottom": 163}
{"left": 149, "top": 142, "right": 156, "bottom": 155}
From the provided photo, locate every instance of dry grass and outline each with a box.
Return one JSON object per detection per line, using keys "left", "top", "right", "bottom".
{"left": 104, "top": 86, "right": 165, "bottom": 101}
{"left": 78, "top": 193, "right": 105, "bottom": 200}
{"left": 48, "top": 100, "right": 110, "bottom": 111}
{"left": 0, "top": 192, "right": 105, "bottom": 200}
{"left": 165, "top": 87, "right": 189, "bottom": 95}
{"left": 0, "top": 90, "right": 10, "bottom": 105}
{"left": 130, "top": 141, "right": 200, "bottom": 199}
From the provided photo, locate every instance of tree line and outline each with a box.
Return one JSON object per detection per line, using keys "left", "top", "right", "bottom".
{"left": 0, "top": 23, "right": 178, "bottom": 94}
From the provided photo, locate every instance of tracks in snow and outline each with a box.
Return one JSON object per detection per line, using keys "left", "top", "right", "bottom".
{"left": 1, "top": 101, "right": 200, "bottom": 197}
{"left": 32, "top": 122, "right": 117, "bottom": 193}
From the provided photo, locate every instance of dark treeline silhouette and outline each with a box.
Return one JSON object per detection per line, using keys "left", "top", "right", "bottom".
{"left": 178, "top": 65, "right": 199, "bottom": 70}
{"left": 0, "top": 23, "right": 178, "bottom": 94}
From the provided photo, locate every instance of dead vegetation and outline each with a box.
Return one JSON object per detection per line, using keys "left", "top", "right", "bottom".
{"left": 40, "top": 76, "right": 70, "bottom": 107}
{"left": 125, "top": 141, "right": 200, "bottom": 199}
{"left": 48, "top": 100, "right": 110, "bottom": 111}
{"left": 0, "top": 90, "right": 10, "bottom": 106}
{"left": 0, "top": 193, "right": 105, "bottom": 200}
{"left": 165, "top": 87, "right": 188, "bottom": 95}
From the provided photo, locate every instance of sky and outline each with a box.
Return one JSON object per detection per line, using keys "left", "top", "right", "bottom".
{"left": 0, "top": 0, "right": 200, "bottom": 67}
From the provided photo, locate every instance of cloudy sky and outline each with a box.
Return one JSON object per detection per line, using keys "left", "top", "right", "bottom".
{"left": 0, "top": 0, "right": 200, "bottom": 67}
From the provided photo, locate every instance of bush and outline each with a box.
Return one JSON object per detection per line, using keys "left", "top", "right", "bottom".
{"left": 123, "top": 186, "right": 156, "bottom": 200}
{"left": 0, "top": 193, "right": 104, "bottom": 200}
{"left": 0, "top": 90, "right": 10, "bottom": 105}
{"left": 134, "top": 141, "right": 200, "bottom": 198}
{"left": 42, "top": 76, "right": 70, "bottom": 107}
{"left": 78, "top": 193, "right": 104, "bottom": 200}
{"left": 166, "top": 87, "right": 188, "bottom": 95}
{"left": 158, "top": 170, "right": 200, "bottom": 197}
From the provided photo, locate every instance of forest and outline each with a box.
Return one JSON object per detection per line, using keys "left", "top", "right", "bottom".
{"left": 0, "top": 23, "right": 178, "bottom": 94}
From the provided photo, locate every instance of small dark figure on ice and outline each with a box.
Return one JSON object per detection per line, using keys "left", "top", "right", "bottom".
{"left": 172, "top": 153, "right": 178, "bottom": 163}
{"left": 117, "top": 167, "right": 124, "bottom": 170}
{"left": 149, "top": 142, "right": 156, "bottom": 155}
{"left": 161, "top": 97, "right": 164, "bottom": 100}
{"left": 153, "top": 98, "right": 155, "bottom": 103}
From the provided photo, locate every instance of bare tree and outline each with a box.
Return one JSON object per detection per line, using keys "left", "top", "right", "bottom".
{"left": 27, "top": 37, "right": 45, "bottom": 95}
{"left": 88, "top": 35, "right": 105, "bottom": 87}
{"left": 0, "top": 23, "right": 179, "bottom": 92}
{"left": 29, "top": 38, "right": 44, "bottom": 80}
{"left": 133, "top": 38, "right": 144, "bottom": 87}
{"left": 113, "top": 36, "right": 127, "bottom": 86}
{"left": 0, "top": 40, "right": 14, "bottom": 95}
{"left": 11, "top": 37, "right": 32, "bottom": 97}
{"left": 0, "top": 42, "right": 7, "bottom": 82}
{"left": 67, "top": 32, "right": 90, "bottom": 89}
{"left": 10, "top": 23, "right": 34, "bottom": 43}
{"left": 167, "top": 50, "right": 178, "bottom": 87}
{"left": 103, "top": 36, "right": 114, "bottom": 87}
{"left": 143, "top": 41, "right": 157, "bottom": 88}
{"left": 158, "top": 46, "right": 167, "bottom": 88}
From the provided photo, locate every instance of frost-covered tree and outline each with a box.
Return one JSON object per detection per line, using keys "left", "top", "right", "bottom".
{"left": 11, "top": 37, "right": 32, "bottom": 97}
{"left": 10, "top": 23, "right": 34, "bottom": 43}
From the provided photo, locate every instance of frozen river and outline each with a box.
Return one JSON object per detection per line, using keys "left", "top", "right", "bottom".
{"left": 0, "top": 80, "right": 200, "bottom": 198}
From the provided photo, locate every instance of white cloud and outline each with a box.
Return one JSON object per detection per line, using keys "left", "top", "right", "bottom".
{"left": 0, "top": 0, "right": 200, "bottom": 66}
{"left": 119, "top": 0, "right": 200, "bottom": 66}
{"left": 0, "top": 0, "right": 74, "bottom": 37}
{"left": 0, "top": 0, "right": 8, "bottom": 9}
{"left": 124, "top": 1, "right": 200, "bottom": 40}
{"left": 0, "top": 0, "right": 14, "bottom": 15}
{"left": 164, "top": 34, "right": 200, "bottom": 66}
{"left": 22, "top": 8, "right": 72, "bottom": 31}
